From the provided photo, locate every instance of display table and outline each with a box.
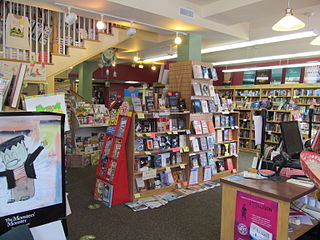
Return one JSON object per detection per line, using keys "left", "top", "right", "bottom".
{"left": 220, "top": 176, "right": 319, "bottom": 240}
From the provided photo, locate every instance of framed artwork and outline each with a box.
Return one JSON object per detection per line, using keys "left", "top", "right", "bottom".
{"left": 243, "top": 70, "right": 256, "bottom": 85}
{"left": 0, "top": 112, "right": 65, "bottom": 234}
{"left": 285, "top": 67, "right": 301, "bottom": 84}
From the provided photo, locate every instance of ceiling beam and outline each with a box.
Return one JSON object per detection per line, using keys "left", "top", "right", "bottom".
{"left": 201, "top": 0, "right": 264, "bottom": 18}
{"left": 108, "top": 0, "right": 249, "bottom": 40}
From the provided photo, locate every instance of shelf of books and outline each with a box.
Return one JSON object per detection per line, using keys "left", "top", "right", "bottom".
{"left": 169, "top": 61, "right": 239, "bottom": 185}
{"left": 217, "top": 84, "right": 320, "bottom": 152}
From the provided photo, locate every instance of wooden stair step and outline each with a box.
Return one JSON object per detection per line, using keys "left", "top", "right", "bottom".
{"left": 66, "top": 45, "right": 86, "bottom": 49}
{"left": 51, "top": 53, "right": 70, "bottom": 57}
{"left": 83, "top": 38, "right": 101, "bottom": 43}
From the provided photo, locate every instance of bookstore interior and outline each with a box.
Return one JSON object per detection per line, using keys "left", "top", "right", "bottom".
{"left": 2, "top": 0, "right": 320, "bottom": 239}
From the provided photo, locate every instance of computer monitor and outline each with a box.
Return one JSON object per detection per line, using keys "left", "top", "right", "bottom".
{"left": 280, "top": 121, "right": 304, "bottom": 157}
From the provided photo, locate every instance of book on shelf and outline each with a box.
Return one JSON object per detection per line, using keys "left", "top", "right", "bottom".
{"left": 171, "top": 135, "right": 179, "bottom": 148}
{"left": 201, "top": 83, "right": 210, "bottom": 96}
{"left": 207, "top": 100, "right": 217, "bottom": 113}
{"left": 201, "top": 100, "right": 209, "bottom": 113}
{"left": 159, "top": 136, "right": 171, "bottom": 150}
{"left": 207, "top": 121, "right": 215, "bottom": 133}
{"left": 201, "top": 121, "right": 209, "bottom": 134}
{"left": 207, "top": 151, "right": 215, "bottom": 165}
{"left": 214, "top": 115, "right": 221, "bottom": 128}
{"left": 179, "top": 135, "right": 187, "bottom": 147}
{"left": 170, "top": 118, "right": 178, "bottom": 131}
{"left": 177, "top": 118, "right": 186, "bottom": 130}
{"left": 132, "top": 94, "right": 143, "bottom": 112}
{"left": 285, "top": 67, "right": 301, "bottom": 84}
{"left": 209, "top": 85, "right": 215, "bottom": 97}
{"left": 199, "top": 152, "right": 208, "bottom": 167}
{"left": 201, "top": 66, "right": 210, "bottom": 79}
{"left": 216, "top": 130, "right": 223, "bottom": 142}
{"left": 116, "top": 116, "right": 127, "bottom": 137}
{"left": 211, "top": 67, "right": 218, "bottom": 81}
{"left": 135, "top": 138, "right": 145, "bottom": 152}
{"left": 190, "top": 154, "right": 200, "bottom": 168}
{"left": 193, "top": 120, "right": 203, "bottom": 134}
{"left": 192, "top": 100, "right": 203, "bottom": 113}
{"left": 193, "top": 65, "right": 203, "bottom": 79}
{"left": 211, "top": 164, "right": 218, "bottom": 176}
{"left": 192, "top": 82, "right": 202, "bottom": 96}
{"left": 216, "top": 160, "right": 225, "bottom": 172}
{"left": 190, "top": 137, "right": 200, "bottom": 152}
{"left": 207, "top": 136, "right": 215, "bottom": 149}
{"left": 145, "top": 96, "right": 155, "bottom": 111}
{"left": 8, "top": 64, "right": 27, "bottom": 108}
{"left": 200, "top": 137, "right": 208, "bottom": 151}
{"left": 225, "top": 158, "right": 234, "bottom": 170}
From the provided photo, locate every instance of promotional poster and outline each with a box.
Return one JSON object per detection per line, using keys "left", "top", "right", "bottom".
{"left": 234, "top": 191, "right": 278, "bottom": 240}
{"left": 0, "top": 112, "right": 65, "bottom": 234}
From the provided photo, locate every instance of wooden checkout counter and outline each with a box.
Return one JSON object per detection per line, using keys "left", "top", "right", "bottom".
{"left": 220, "top": 176, "right": 319, "bottom": 240}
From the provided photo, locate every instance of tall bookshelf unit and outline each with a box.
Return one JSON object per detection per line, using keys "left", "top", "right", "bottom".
{"left": 217, "top": 84, "right": 320, "bottom": 152}
{"left": 169, "top": 61, "right": 239, "bottom": 184}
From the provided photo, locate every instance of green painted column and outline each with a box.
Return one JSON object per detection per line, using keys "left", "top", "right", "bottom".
{"left": 78, "top": 62, "right": 94, "bottom": 101}
{"left": 177, "top": 34, "right": 202, "bottom": 62}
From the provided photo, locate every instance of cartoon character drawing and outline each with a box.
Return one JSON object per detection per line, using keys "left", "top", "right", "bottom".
{"left": 0, "top": 135, "right": 44, "bottom": 203}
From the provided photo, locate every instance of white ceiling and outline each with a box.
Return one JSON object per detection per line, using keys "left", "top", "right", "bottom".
{"left": 37, "top": 0, "right": 320, "bottom": 65}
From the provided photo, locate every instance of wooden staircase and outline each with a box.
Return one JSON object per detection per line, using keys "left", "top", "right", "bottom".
{"left": 46, "top": 28, "right": 128, "bottom": 93}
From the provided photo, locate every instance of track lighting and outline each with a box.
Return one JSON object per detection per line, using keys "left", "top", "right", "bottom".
{"left": 151, "top": 65, "right": 156, "bottom": 71}
{"left": 133, "top": 53, "right": 140, "bottom": 62}
{"left": 174, "top": 32, "right": 182, "bottom": 45}
{"left": 65, "top": 7, "right": 77, "bottom": 25}
{"left": 112, "top": 61, "right": 116, "bottom": 67}
{"left": 138, "top": 64, "right": 144, "bottom": 69}
{"left": 96, "top": 15, "right": 106, "bottom": 30}
{"left": 272, "top": 0, "right": 305, "bottom": 31}
{"left": 127, "top": 21, "right": 137, "bottom": 37}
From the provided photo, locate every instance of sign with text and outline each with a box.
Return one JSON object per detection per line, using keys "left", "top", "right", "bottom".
{"left": 142, "top": 169, "right": 157, "bottom": 180}
{"left": 234, "top": 191, "right": 278, "bottom": 240}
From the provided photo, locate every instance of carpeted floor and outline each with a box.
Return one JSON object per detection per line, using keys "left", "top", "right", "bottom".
{"left": 65, "top": 152, "right": 319, "bottom": 240}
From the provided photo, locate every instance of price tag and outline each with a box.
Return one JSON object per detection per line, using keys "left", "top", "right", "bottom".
{"left": 150, "top": 133, "right": 156, "bottom": 138}
{"left": 167, "top": 131, "right": 172, "bottom": 135}
{"left": 144, "top": 151, "right": 152, "bottom": 155}
{"left": 136, "top": 133, "right": 143, "bottom": 137}
{"left": 153, "top": 112, "right": 159, "bottom": 118}
{"left": 166, "top": 167, "right": 171, "bottom": 172}
{"left": 180, "top": 148, "right": 184, "bottom": 153}
{"left": 172, "top": 147, "right": 180, "bottom": 152}
{"left": 185, "top": 130, "right": 191, "bottom": 135}
{"left": 183, "top": 146, "right": 189, "bottom": 152}
{"left": 145, "top": 133, "right": 151, "bottom": 137}
{"left": 134, "top": 193, "right": 141, "bottom": 198}
{"left": 173, "top": 131, "right": 178, "bottom": 135}
{"left": 180, "top": 164, "right": 186, "bottom": 169}
{"left": 137, "top": 113, "right": 145, "bottom": 119}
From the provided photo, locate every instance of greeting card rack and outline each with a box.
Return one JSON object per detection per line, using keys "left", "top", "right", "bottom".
{"left": 94, "top": 101, "right": 132, "bottom": 207}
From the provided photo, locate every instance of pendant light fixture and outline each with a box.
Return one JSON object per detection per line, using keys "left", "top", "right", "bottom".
{"left": 96, "top": 14, "right": 106, "bottom": 30}
{"left": 272, "top": 0, "right": 305, "bottom": 32}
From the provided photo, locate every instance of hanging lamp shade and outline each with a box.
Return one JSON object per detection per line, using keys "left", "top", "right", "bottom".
{"left": 272, "top": 8, "right": 305, "bottom": 31}
{"left": 311, "top": 35, "right": 320, "bottom": 46}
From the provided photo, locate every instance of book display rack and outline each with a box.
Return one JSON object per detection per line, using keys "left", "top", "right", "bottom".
{"left": 94, "top": 101, "right": 132, "bottom": 207}
{"left": 217, "top": 84, "right": 320, "bottom": 152}
{"left": 168, "top": 61, "right": 239, "bottom": 185}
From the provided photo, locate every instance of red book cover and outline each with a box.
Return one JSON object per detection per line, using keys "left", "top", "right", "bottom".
{"left": 225, "top": 158, "right": 234, "bottom": 170}
{"left": 207, "top": 121, "right": 215, "bottom": 133}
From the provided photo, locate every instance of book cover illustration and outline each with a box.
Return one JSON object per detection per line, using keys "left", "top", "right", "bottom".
{"left": 116, "top": 116, "right": 127, "bottom": 138}
{"left": 285, "top": 67, "right": 301, "bottom": 84}
{"left": 200, "top": 137, "right": 208, "bottom": 151}
{"left": 102, "top": 182, "right": 113, "bottom": 208}
{"left": 192, "top": 82, "right": 202, "bottom": 96}
{"left": 159, "top": 136, "right": 171, "bottom": 150}
{"left": 190, "top": 137, "right": 200, "bottom": 152}
{"left": 145, "top": 96, "right": 155, "bottom": 111}
{"left": 201, "top": 66, "right": 210, "bottom": 79}
{"left": 225, "top": 158, "right": 234, "bottom": 170}
{"left": 201, "top": 83, "right": 210, "bottom": 96}
{"left": 207, "top": 151, "right": 215, "bottom": 165}
{"left": 177, "top": 118, "right": 185, "bottom": 130}
{"left": 190, "top": 154, "right": 199, "bottom": 168}
{"left": 192, "top": 100, "right": 202, "bottom": 113}
{"left": 211, "top": 67, "right": 218, "bottom": 81}
{"left": 201, "top": 121, "right": 209, "bottom": 134}
{"left": 179, "top": 135, "right": 187, "bottom": 147}
{"left": 201, "top": 100, "right": 209, "bottom": 113}
{"left": 131, "top": 94, "right": 143, "bottom": 112}
{"left": 171, "top": 135, "right": 179, "bottom": 148}
{"left": 193, "top": 65, "right": 203, "bottom": 79}
{"left": 207, "top": 136, "right": 215, "bottom": 149}
{"left": 208, "top": 99, "right": 217, "bottom": 112}
{"left": 199, "top": 152, "right": 208, "bottom": 167}
{"left": 243, "top": 70, "right": 256, "bottom": 85}
{"left": 193, "top": 120, "right": 203, "bottom": 134}
{"left": 207, "top": 121, "right": 215, "bottom": 133}
{"left": 255, "top": 70, "right": 270, "bottom": 85}
{"left": 135, "top": 138, "right": 145, "bottom": 152}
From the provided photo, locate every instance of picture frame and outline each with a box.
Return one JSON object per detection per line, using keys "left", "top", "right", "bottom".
{"left": 0, "top": 112, "right": 65, "bottom": 234}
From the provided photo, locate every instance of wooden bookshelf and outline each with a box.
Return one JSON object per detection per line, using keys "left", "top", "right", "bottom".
{"left": 217, "top": 84, "right": 320, "bottom": 152}
{"left": 169, "top": 61, "right": 239, "bottom": 185}
{"left": 127, "top": 111, "right": 190, "bottom": 201}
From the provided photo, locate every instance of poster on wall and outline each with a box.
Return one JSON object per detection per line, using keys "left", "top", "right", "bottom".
{"left": 255, "top": 70, "right": 270, "bottom": 85}
{"left": 24, "top": 93, "right": 69, "bottom": 131}
{"left": 243, "top": 70, "right": 256, "bottom": 85}
{"left": 223, "top": 72, "right": 232, "bottom": 85}
{"left": 234, "top": 191, "right": 278, "bottom": 240}
{"left": 270, "top": 69, "right": 283, "bottom": 85}
{"left": 304, "top": 65, "right": 320, "bottom": 84}
{"left": 285, "top": 67, "right": 301, "bottom": 84}
{"left": 0, "top": 112, "right": 65, "bottom": 234}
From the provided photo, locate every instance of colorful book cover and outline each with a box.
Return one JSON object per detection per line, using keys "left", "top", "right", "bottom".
{"left": 207, "top": 121, "right": 215, "bottom": 133}
{"left": 304, "top": 66, "right": 320, "bottom": 83}
{"left": 243, "top": 70, "right": 256, "bottom": 85}
{"left": 271, "top": 69, "right": 283, "bottom": 85}
{"left": 193, "top": 65, "right": 203, "bottom": 79}
{"left": 102, "top": 182, "right": 113, "bottom": 208}
{"left": 193, "top": 120, "right": 203, "bottom": 134}
{"left": 285, "top": 67, "right": 301, "bottom": 84}
{"left": 192, "top": 82, "right": 202, "bottom": 96}
{"left": 199, "top": 152, "right": 208, "bottom": 167}
{"left": 207, "top": 151, "right": 215, "bottom": 165}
